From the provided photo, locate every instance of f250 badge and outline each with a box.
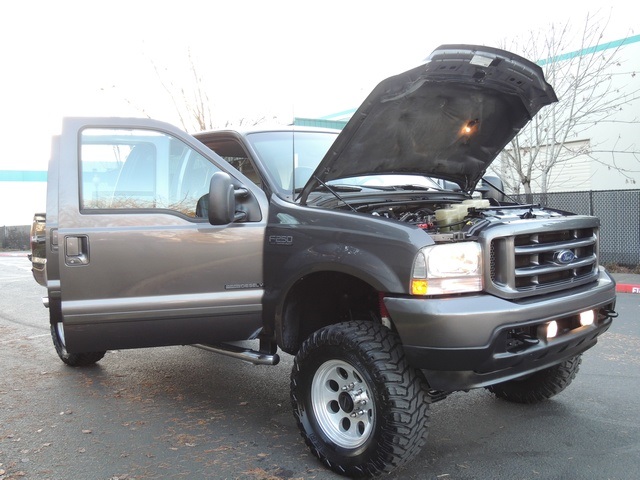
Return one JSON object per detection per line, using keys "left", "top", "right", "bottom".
{"left": 269, "top": 235, "right": 293, "bottom": 246}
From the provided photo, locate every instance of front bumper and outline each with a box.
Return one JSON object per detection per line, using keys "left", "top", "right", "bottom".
{"left": 384, "top": 268, "right": 616, "bottom": 392}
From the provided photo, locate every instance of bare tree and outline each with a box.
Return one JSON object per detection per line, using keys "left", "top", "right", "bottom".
{"left": 146, "top": 50, "right": 279, "bottom": 132}
{"left": 151, "top": 48, "right": 215, "bottom": 132}
{"left": 495, "top": 13, "right": 640, "bottom": 199}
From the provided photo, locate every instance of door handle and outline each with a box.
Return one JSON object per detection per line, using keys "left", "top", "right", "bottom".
{"left": 65, "top": 235, "right": 89, "bottom": 266}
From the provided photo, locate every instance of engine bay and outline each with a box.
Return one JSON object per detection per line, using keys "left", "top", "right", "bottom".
{"left": 354, "top": 198, "right": 568, "bottom": 237}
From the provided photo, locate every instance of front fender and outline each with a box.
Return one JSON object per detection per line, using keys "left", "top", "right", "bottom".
{"left": 267, "top": 242, "right": 404, "bottom": 352}
{"left": 262, "top": 198, "right": 430, "bottom": 341}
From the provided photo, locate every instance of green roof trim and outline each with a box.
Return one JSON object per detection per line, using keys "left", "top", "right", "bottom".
{"left": 537, "top": 34, "right": 640, "bottom": 66}
{"left": 293, "top": 117, "right": 348, "bottom": 130}
{"left": 0, "top": 170, "right": 47, "bottom": 182}
{"left": 318, "top": 108, "right": 357, "bottom": 120}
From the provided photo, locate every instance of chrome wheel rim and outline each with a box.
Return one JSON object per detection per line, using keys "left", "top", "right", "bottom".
{"left": 311, "top": 359, "right": 375, "bottom": 449}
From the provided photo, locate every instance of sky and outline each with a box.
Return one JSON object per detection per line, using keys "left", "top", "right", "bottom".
{"left": 0, "top": 0, "right": 637, "bottom": 173}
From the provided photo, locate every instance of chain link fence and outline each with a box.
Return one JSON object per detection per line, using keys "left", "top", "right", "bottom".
{"left": 512, "top": 189, "right": 640, "bottom": 267}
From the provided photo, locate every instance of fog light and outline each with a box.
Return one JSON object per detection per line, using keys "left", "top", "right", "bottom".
{"left": 580, "top": 310, "right": 595, "bottom": 326}
{"left": 546, "top": 321, "right": 558, "bottom": 339}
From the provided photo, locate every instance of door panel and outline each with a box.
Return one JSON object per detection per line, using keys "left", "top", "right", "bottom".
{"left": 57, "top": 118, "right": 267, "bottom": 352}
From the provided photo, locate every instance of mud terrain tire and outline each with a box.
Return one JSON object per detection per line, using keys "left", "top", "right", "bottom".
{"left": 487, "top": 356, "right": 582, "bottom": 404}
{"left": 291, "top": 321, "right": 430, "bottom": 477}
{"left": 51, "top": 322, "right": 106, "bottom": 367}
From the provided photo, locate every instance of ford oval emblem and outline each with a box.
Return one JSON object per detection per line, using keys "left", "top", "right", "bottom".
{"left": 554, "top": 249, "right": 576, "bottom": 264}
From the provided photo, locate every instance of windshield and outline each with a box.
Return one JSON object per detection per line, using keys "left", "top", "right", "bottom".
{"left": 246, "top": 130, "right": 445, "bottom": 196}
{"left": 246, "top": 131, "right": 338, "bottom": 194}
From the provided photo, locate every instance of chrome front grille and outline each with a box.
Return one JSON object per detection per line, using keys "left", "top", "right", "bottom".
{"left": 487, "top": 220, "right": 600, "bottom": 298}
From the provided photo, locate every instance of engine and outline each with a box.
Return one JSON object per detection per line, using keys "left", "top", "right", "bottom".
{"left": 362, "top": 200, "right": 567, "bottom": 235}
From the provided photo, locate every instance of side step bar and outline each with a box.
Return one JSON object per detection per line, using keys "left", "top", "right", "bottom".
{"left": 192, "top": 342, "right": 280, "bottom": 366}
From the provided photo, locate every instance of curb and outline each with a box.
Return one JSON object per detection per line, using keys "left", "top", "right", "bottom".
{"left": 616, "top": 284, "right": 640, "bottom": 294}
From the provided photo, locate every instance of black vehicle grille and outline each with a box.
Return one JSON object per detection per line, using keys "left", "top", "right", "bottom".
{"left": 489, "top": 226, "right": 599, "bottom": 297}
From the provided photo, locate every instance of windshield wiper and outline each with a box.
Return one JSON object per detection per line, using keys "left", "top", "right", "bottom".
{"left": 297, "top": 177, "right": 359, "bottom": 212}
{"left": 314, "top": 184, "right": 362, "bottom": 193}
{"left": 349, "top": 184, "right": 435, "bottom": 192}
{"left": 294, "top": 184, "right": 362, "bottom": 194}
{"left": 391, "top": 184, "right": 433, "bottom": 191}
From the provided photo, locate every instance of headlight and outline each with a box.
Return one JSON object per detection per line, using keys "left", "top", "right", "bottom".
{"left": 411, "top": 243, "right": 483, "bottom": 295}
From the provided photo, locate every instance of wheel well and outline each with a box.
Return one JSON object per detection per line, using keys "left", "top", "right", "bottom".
{"left": 279, "top": 271, "right": 381, "bottom": 355}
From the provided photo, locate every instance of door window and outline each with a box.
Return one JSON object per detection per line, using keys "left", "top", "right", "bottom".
{"left": 79, "top": 128, "right": 219, "bottom": 217}
{"left": 200, "top": 138, "right": 262, "bottom": 188}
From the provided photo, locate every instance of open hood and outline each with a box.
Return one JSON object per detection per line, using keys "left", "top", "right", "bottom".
{"left": 300, "top": 44, "right": 557, "bottom": 202}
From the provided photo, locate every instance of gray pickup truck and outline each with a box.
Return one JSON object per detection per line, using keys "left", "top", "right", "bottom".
{"left": 30, "top": 44, "right": 617, "bottom": 477}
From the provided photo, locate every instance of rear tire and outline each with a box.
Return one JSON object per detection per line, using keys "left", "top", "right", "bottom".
{"left": 291, "top": 321, "right": 430, "bottom": 477}
{"left": 487, "top": 356, "right": 582, "bottom": 404}
{"left": 51, "top": 322, "right": 106, "bottom": 367}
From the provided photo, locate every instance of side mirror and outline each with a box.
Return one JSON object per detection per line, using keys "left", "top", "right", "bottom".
{"left": 208, "top": 172, "right": 236, "bottom": 225}
{"left": 442, "top": 180, "right": 462, "bottom": 191}
{"left": 478, "top": 176, "right": 505, "bottom": 202}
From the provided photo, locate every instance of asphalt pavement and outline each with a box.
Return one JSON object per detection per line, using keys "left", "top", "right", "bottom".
{"left": 1, "top": 252, "right": 639, "bottom": 480}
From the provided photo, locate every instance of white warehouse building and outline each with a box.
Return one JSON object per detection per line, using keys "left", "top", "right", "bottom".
{"left": 494, "top": 35, "right": 640, "bottom": 194}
